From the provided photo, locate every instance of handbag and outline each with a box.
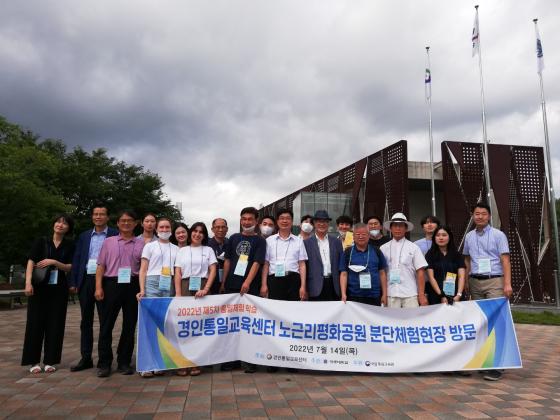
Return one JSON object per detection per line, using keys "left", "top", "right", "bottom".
{"left": 31, "top": 237, "right": 52, "bottom": 286}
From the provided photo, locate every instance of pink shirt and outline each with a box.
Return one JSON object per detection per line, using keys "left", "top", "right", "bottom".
{"left": 97, "top": 235, "right": 144, "bottom": 277}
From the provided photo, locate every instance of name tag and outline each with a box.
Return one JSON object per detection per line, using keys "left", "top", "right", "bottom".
{"left": 359, "top": 272, "right": 372, "bottom": 289}
{"left": 118, "top": 267, "right": 131, "bottom": 284}
{"left": 159, "top": 274, "right": 171, "bottom": 291}
{"left": 48, "top": 269, "right": 58, "bottom": 285}
{"left": 275, "top": 261, "right": 286, "bottom": 277}
{"left": 218, "top": 268, "right": 223, "bottom": 283}
{"left": 478, "top": 258, "right": 491, "bottom": 274}
{"left": 189, "top": 276, "right": 202, "bottom": 291}
{"left": 86, "top": 259, "right": 97, "bottom": 275}
{"left": 443, "top": 272, "right": 457, "bottom": 296}
{"left": 389, "top": 269, "right": 401, "bottom": 285}
{"left": 234, "top": 254, "right": 249, "bottom": 277}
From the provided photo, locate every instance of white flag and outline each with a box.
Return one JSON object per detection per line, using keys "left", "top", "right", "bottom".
{"left": 535, "top": 23, "right": 544, "bottom": 73}
{"left": 472, "top": 9, "right": 480, "bottom": 57}
{"left": 425, "top": 68, "right": 431, "bottom": 101}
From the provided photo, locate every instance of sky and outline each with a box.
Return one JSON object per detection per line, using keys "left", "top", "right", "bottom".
{"left": 1, "top": 0, "right": 559, "bottom": 230}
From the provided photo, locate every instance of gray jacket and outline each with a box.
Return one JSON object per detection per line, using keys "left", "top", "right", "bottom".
{"left": 304, "top": 234, "right": 343, "bottom": 297}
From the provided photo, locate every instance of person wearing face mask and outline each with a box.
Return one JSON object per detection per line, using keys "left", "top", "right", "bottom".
{"left": 365, "top": 215, "right": 391, "bottom": 248}
{"left": 220, "top": 207, "right": 266, "bottom": 373}
{"left": 339, "top": 223, "right": 387, "bottom": 306}
{"left": 208, "top": 218, "right": 229, "bottom": 294}
{"left": 221, "top": 207, "right": 266, "bottom": 296}
{"left": 259, "top": 215, "right": 276, "bottom": 239}
{"left": 298, "top": 215, "right": 313, "bottom": 240}
{"left": 137, "top": 218, "right": 178, "bottom": 301}
{"left": 136, "top": 217, "right": 179, "bottom": 377}
{"left": 304, "top": 210, "right": 343, "bottom": 301}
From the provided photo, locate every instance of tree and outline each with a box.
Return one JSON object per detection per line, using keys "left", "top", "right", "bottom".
{"left": 0, "top": 116, "right": 181, "bottom": 278}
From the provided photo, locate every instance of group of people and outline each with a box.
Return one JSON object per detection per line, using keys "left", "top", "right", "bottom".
{"left": 22, "top": 201, "right": 511, "bottom": 381}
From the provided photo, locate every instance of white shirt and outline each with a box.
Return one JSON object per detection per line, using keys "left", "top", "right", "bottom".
{"left": 175, "top": 245, "right": 217, "bottom": 278}
{"left": 265, "top": 233, "right": 308, "bottom": 274}
{"left": 380, "top": 238, "right": 427, "bottom": 298}
{"left": 141, "top": 240, "right": 179, "bottom": 276}
{"left": 316, "top": 234, "right": 331, "bottom": 276}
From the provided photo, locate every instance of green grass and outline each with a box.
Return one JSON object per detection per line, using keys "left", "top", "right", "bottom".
{"left": 512, "top": 310, "right": 560, "bottom": 325}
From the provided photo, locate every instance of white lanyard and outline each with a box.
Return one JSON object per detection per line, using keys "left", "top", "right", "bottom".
{"left": 275, "top": 236, "right": 291, "bottom": 262}
{"left": 389, "top": 240, "right": 405, "bottom": 268}
{"left": 349, "top": 245, "right": 370, "bottom": 268}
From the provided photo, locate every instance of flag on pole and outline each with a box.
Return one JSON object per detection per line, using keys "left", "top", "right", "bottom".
{"left": 472, "top": 8, "right": 480, "bottom": 57}
{"left": 535, "top": 21, "right": 544, "bottom": 73}
{"left": 425, "top": 68, "right": 431, "bottom": 100}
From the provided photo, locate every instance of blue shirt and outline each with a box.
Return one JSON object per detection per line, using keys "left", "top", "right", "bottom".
{"left": 463, "top": 225, "right": 509, "bottom": 276}
{"left": 339, "top": 245, "right": 387, "bottom": 298}
{"left": 88, "top": 227, "right": 109, "bottom": 260}
{"left": 414, "top": 238, "right": 432, "bottom": 255}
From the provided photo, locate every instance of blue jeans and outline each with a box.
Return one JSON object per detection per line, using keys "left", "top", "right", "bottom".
{"left": 145, "top": 275, "right": 172, "bottom": 297}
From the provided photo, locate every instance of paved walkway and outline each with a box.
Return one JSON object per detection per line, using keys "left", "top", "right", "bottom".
{"left": 0, "top": 303, "right": 559, "bottom": 419}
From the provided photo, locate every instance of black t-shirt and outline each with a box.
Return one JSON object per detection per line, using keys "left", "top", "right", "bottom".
{"left": 28, "top": 236, "right": 75, "bottom": 286}
{"left": 208, "top": 237, "right": 228, "bottom": 269}
{"left": 425, "top": 249, "right": 465, "bottom": 295}
{"left": 369, "top": 235, "right": 391, "bottom": 248}
{"left": 224, "top": 233, "right": 266, "bottom": 291}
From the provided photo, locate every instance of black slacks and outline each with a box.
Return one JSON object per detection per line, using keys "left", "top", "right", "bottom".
{"left": 22, "top": 283, "right": 69, "bottom": 366}
{"left": 309, "top": 276, "right": 337, "bottom": 301}
{"left": 268, "top": 272, "right": 301, "bottom": 301}
{"left": 97, "top": 276, "right": 139, "bottom": 368}
{"left": 347, "top": 295, "right": 381, "bottom": 306}
{"left": 78, "top": 274, "right": 102, "bottom": 360}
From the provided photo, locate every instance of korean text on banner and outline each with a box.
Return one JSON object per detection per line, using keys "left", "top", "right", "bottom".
{"left": 137, "top": 295, "right": 522, "bottom": 373}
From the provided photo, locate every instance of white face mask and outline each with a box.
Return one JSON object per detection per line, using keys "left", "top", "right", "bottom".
{"left": 370, "top": 229, "right": 380, "bottom": 237}
{"left": 158, "top": 231, "right": 172, "bottom": 240}
{"left": 260, "top": 225, "right": 273, "bottom": 237}
{"left": 242, "top": 224, "right": 256, "bottom": 233}
{"left": 348, "top": 265, "right": 367, "bottom": 273}
{"left": 301, "top": 222, "right": 313, "bottom": 233}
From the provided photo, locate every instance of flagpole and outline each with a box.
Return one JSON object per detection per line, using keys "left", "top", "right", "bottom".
{"left": 533, "top": 18, "right": 560, "bottom": 308}
{"left": 473, "top": 5, "right": 493, "bottom": 215}
{"left": 426, "top": 46, "right": 436, "bottom": 216}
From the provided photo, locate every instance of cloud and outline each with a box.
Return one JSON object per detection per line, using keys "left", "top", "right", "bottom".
{"left": 1, "top": 0, "right": 559, "bottom": 230}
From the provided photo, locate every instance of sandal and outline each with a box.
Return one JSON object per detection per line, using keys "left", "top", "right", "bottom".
{"left": 175, "top": 368, "right": 189, "bottom": 376}
{"left": 190, "top": 367, "right": 201, "bottom": 376}
{"left": 44, "top": 365, "right": 56, "bottom": 373}
{"left": 29, "top": 365, "right": 42, "bottom": 374}
{"left": 140, "top": 371, "right": 154, "bottom": 378}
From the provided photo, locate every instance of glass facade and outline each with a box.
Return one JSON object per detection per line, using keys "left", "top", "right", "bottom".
{"left": 292, "top": 192, "right": 352, "bottom": 233}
